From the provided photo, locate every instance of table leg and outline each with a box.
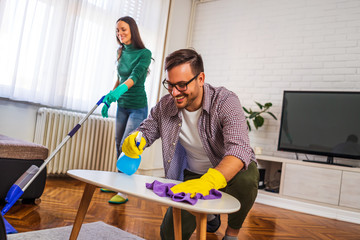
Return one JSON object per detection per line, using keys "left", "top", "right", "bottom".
{"left": 195, "top": 213, "right": 207, "bottom": 240}
{"left": 69, "top": 183, "right": 96, "bottom": 240}
{"left": 189, "top": 211, "right": 207, "bottom": 240}
{"left": 173, "top": 207, "right": 182, "bottom": 240}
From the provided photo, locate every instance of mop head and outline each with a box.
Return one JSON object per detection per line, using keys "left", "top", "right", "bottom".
{"left": 2, "top": 215, "right": 17, "bottom": 234}
{"left": 1, "top": 184, "right": 24, "bottom": 234}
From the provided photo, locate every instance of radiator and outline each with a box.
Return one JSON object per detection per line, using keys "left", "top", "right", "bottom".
{"left": 34, "top": 107, "right": 117, "bottom": 174}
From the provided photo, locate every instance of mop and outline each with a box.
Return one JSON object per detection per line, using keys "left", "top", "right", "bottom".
{"left": 1, "top": 95, "right": 106, "bottom": 234}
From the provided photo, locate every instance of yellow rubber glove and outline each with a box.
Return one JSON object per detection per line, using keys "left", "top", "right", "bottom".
{"left": 170, "top": 168, "right": 227, "bottom": 198}
{"left": 122, "top": 131, "right": 146, "bottom": 158}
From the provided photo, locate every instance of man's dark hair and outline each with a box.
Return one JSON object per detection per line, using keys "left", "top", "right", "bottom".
{"left": 165, "top": 49, "right": 204, "bottom": 75}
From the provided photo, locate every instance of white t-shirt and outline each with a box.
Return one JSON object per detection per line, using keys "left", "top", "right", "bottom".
{"left": 179, "top": 108, "right": 212, "bottom": 174}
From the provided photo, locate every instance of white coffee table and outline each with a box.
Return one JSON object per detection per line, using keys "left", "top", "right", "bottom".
{"left": 67, "top": 170, "right": 240, "bottom": 240}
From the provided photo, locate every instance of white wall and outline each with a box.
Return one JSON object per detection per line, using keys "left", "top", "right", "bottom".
{"left": 139, "top": 0, "right": 193, "bottom": 175}
{"left": 158, "top": 0, "right": 193, "bottom": 98}
{"left": 189, "top": 0, "right": 360, "bottom": 166}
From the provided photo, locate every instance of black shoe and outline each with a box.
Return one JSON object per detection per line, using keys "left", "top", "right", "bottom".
{"left": 207, "top": 214, "right": 221, "bottom": 233}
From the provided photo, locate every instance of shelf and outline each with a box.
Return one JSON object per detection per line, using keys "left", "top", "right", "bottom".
{"left": 256, "top": 155, "right": 360, "bottom": 211}
{"left": 256, "top": 154, "right": 360, "bottom": 173}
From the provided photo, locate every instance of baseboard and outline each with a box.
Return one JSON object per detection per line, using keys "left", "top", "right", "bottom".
{"left": 256, "top": 192, "right": 360, "bottom": 224}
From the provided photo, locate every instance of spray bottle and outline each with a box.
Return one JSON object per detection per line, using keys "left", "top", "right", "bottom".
{"left": 116, "top": 132, "right": 142, "bottom": 175}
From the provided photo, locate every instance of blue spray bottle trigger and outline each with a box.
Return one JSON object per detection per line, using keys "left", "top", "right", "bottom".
{"left": 135, "top": 132, "right": 142, "bottom": 147}
{"left": 116, "top": 132, "right": 142, "bottom": 175}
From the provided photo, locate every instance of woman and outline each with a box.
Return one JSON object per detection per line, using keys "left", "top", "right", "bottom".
{"left": 101, "top": 16, "right": 152, "bottom": 204}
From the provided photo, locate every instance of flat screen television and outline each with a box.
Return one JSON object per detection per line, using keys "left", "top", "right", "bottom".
{"left": 278, "top": 91, "right": 360, "bottom": 166}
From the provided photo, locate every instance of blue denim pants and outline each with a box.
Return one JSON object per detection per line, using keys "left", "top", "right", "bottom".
{"left": 115, "top": 105, "right": 148, "bottom": 158}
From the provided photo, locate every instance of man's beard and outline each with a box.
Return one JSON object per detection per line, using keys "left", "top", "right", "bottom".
{"left": 174, "top": 93, "right": 197, "bottom": 110}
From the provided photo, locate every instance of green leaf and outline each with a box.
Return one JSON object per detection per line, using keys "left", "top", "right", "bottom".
{"left": 246, "top": 120, "right": 252, "bottom": 132}
{"left": 242, "top": 107, "right": 250, "bottom": 114}
{"left": 255, "top": 101, "right": 263, "bottom": 110}
{"left": 253, "top": 116, "right": 264, "bottom": 129}
{"left": 264, "top": 102, "right": 272, "bottom": 108}
{"left": 249, "top": 112, "right": 259, "bottom": 119}
{"left": 243, "top": 101, "right": 277, "bottom": 130}
{"left": 267, "top": 112, "right": 277, "bottom": 120}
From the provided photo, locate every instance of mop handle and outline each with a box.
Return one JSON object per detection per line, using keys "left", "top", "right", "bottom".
{"left": 21, "top": 96, "right": 105, "bottom": 192}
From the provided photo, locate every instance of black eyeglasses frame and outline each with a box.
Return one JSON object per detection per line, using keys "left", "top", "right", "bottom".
{"left": 162, "top": 73, "right": 200, "bottom": 92}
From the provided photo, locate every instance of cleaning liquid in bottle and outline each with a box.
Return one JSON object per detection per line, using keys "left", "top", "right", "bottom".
{"left": 117, "top": 132, "right": 142, "bottom": 175}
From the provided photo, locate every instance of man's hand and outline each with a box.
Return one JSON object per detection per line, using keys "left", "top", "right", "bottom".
{"left": 170, "top": 168, "right": 227, "bottom": 198}
{"left": 122, "top": 131, "right": 146, "bottom": 158}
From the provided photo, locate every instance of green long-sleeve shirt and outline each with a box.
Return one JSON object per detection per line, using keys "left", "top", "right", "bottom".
{"left": 117, "top": 43, "right": 152, "bottom": 109}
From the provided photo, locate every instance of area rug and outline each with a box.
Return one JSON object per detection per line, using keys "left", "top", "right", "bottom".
{"left": 7, "top": 221, "right": 144, "bottom": 240}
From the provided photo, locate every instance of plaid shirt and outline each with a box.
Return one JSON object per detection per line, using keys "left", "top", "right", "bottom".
{"left": 137, "top": 83, "right": 256, "bottom": 180}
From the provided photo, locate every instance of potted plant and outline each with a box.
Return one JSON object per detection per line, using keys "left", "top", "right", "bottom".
{"left": 242, "top": 102, "right": 277, "bottom": 131}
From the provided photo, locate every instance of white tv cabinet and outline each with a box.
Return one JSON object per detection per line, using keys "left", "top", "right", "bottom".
{"left": 255, "top": 155, "right": 360, "bottom": 224}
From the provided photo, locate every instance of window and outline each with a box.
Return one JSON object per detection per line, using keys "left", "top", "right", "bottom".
{"left": 0, "top": 0, "right": 169, "bottom": 116}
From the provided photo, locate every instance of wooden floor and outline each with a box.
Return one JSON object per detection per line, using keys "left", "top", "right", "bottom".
{"left": 2, "top": 176, "right": 360, "bottom": 239}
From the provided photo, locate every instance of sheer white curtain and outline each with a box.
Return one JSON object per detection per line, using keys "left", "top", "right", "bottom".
{"left": 0, "top": 0, "right": 169, "bottom": 116}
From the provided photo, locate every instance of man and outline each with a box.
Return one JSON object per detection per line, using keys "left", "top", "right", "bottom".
{"left": 122, "top": 49, "right": 259, "bottom": 240}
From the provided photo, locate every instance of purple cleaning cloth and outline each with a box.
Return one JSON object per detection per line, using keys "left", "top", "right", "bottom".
{"left": 145, "top": 180, "right": 222, "bottom": 205}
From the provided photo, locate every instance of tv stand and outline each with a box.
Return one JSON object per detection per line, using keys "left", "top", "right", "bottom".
{"left": 302, "top": 156, "right": 354, "bottom": 167}
{"left": 256, "top": 155, "right": 360, "bottom": 224}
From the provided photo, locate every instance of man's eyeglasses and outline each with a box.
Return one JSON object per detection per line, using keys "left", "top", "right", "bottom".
{"left": 162, "top": 73, "right": 200, "bottom": 92}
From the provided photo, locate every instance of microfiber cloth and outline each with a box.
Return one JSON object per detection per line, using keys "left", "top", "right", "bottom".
{"left": 145, "top": 180, "right": 222, "bottom": 205}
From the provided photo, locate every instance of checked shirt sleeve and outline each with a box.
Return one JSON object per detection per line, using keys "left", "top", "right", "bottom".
{"left": 217, "top": 92, "right": 255, "bottom": 170}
